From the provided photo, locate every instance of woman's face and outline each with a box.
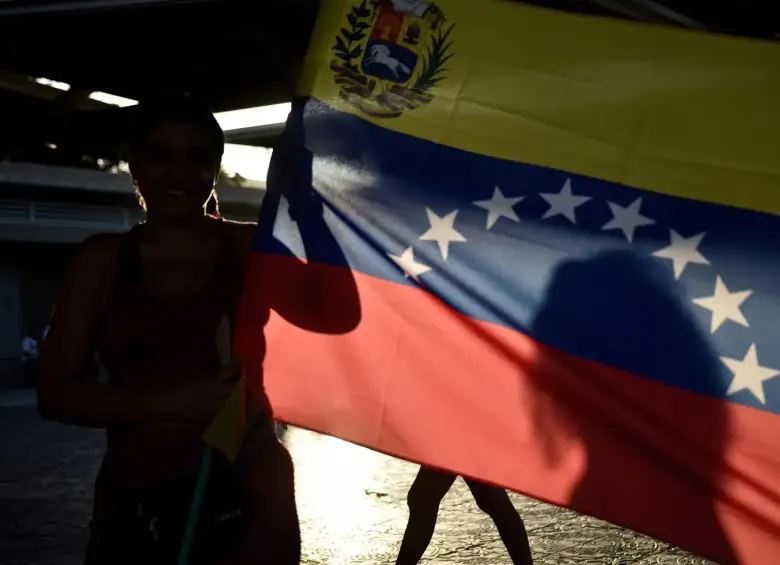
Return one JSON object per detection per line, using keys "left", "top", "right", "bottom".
{"left": 131, "top": 120, "right": 219, "bottom": 219}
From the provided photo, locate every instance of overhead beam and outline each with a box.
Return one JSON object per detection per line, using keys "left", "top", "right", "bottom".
{"left": 588, "top": 0, "right": 706, "bottom": 29}
{"left": 224, "top": 124, "right": 286, "bottom": 147}
{"left": 0, "top": 0, "right": 210, "bottom": 17}
{"left": 0, "top": 84, "right": 103, "bottom": 162}
{"left": 0, "top": 69, "right": 106, "bottom": 109}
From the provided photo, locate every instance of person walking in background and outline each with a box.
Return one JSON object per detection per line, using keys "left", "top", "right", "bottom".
{"left": 396, "top": 466, "right": 534, "bottom": 565}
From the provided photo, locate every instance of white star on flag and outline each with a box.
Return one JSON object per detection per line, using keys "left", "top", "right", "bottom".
{"left": 692, "top": 275, "right": 752, "bottom": 333}
{"left": 652, "top": 229, "right": 709, "bottom": 280}
{"left": 388, "top": 247, "right": 431, "bottom": 282}
{"left": 472, "top": 186, "right": 524, "bottom": 230}
{"left": 601, "top": 197, "right": 655, "bottom": 242}
{"left": 419, "top": 208, "right": 467, "bottom": 259}
{"left": 539, "top": 178, "right": 591, "bottom": 223}
{"left": 722, "top": 344, "right": 779, "bottom": 405}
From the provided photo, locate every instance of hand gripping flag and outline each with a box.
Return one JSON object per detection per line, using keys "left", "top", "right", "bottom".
{"left": 237, "top": 1, "right": 780, "bottom": 563}
{"left": 202, "top": 317, "right": 262, "bottom": 463}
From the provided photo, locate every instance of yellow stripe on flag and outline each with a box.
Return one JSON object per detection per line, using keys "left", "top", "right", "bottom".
{"left": 300, "top": 0, "right": 780, "bottom": 216}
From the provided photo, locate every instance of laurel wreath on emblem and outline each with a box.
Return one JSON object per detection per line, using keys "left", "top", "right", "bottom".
{"left": 330, "top": 0, "right": 455, "bottom": 118}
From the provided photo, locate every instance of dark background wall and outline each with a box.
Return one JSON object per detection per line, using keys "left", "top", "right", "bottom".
{"left": 0, "top": 241, "right": 74, "bottom": 387}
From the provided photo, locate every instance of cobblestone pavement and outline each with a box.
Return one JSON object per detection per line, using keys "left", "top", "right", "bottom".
{"left": 1, "top": 398, "right": 716, "bottom": 564}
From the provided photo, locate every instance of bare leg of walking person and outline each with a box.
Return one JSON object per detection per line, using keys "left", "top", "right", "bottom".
{"left": 465, "top": 479, "right": 534, "bottom": 565}
{"left": 395, "top": 467, "right": 457, "bottom": 565}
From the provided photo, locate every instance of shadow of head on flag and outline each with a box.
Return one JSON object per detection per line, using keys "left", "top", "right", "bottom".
{"left": 529, "top": 250, "right": 737, "bottom": 563}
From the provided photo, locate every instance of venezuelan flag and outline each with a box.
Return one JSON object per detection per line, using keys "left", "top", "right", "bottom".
{"left": 238, "top": 1, "right": 780, "bottom": 562}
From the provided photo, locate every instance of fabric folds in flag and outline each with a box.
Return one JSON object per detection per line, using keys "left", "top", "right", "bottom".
{"left": 238, "top": 1, "right": 780, "bottom": 563}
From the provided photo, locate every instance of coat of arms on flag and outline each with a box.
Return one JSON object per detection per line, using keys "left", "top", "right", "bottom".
{"left": 330, "top": 0, "right": 454, "bottom": 118}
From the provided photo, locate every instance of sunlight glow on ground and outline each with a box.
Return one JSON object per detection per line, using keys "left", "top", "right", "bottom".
{"left": 285, "top": 427, "right": 410, "bottom": 561}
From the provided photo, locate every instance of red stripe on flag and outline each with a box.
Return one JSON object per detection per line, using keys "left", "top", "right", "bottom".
{"left": 240, "top": 253, "right": 780, "bottom": 564}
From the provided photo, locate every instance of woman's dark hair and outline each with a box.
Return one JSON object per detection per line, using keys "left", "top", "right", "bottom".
{"left": 129, "top": 94, "right": 225, "bottom": 165}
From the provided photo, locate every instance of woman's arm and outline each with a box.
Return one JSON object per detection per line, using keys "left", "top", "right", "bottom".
{"left": 37, "top": 234, "right": 202, "bottom": 428}
{"left": 230, "top": 98, "right": 361, "bottom": 336}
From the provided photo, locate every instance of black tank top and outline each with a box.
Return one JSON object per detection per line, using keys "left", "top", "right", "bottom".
{"left": 97, "top": 219, "right": 244, "bottom": 486}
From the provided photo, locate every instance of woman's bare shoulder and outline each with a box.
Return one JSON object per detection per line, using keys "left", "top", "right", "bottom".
{"left": 72, "top": 232, "right": 124, "bottom": 273}
{"left": 62, "top": 232, "right": 127, "bottom": 303}
{"left": 223, "top": 219, "right": 258, "bottom": 262}
{"left": 80, "top": 231, "right": 124, "bottom": 252}
{"left": 53, "top": 232, "right": 124, "bottom": 322}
